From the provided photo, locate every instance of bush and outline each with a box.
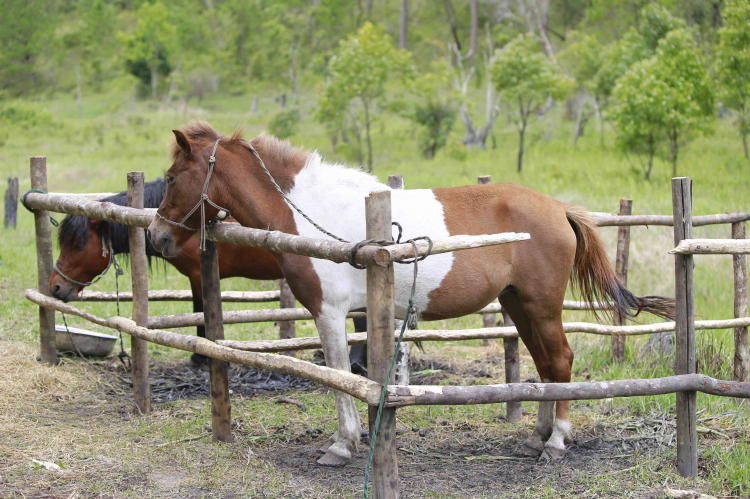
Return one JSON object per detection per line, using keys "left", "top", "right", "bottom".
{"left": 413, "top": 101, "right": 456, "bottom": 159}
{"left": 268, "top": 107, "right": 300, "bottom": 139}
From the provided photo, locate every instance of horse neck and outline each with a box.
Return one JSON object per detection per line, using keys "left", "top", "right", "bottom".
{"left": 100, "top": 221, "right": 161, "bottom": 259}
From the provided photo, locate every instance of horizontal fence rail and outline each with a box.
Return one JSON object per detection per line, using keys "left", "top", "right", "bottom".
{"left": 76, "top": 289, "right": 281, "bottom": 303}
{"left": 671, "top": 239, "right": 750, "bottom": 255}
{"left": 24, "top": 289, "right": 750, "bottom": 410}
{"left": 384, "top": 374, "right": 750, "bottom": 408}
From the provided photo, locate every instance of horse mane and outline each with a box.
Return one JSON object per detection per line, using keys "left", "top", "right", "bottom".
{"left": 57, "top": 178, "right": 167, "bottom": 264}
{"left": 171, "top": 123, "right": 312, "bottom": 178}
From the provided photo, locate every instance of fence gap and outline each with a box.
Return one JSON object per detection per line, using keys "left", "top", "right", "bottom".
{"left": 200, "top": 238, "right": 233, "bottom": 442}
{"left": 31, "top": 157, "right": 57, "bottom": 365}
{"left": 366, "top": 189, "right": 398, "bottom": 499}
{"left": 672, "top": 177, "right": 698, "bottom": 478}
{"left": 127, "top": 172, "right": 151, "bottom": 414}
{"left": 612, "top": 198, "right": 633, "bottom": 361}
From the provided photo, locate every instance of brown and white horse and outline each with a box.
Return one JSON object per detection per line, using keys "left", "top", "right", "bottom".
{"left": 148, "top": 123, "right": 674, "bottom": 466}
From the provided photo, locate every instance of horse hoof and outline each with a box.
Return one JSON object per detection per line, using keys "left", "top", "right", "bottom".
{"left": 319, "top": 433, "right": 337, "bottom": 453}
{"left": 316, "top": 442, "right": 354, "bottom": 467}
{"left": 517, "top": 435, "right": 544, "bottom": 457}
{"left": 539, "top": 445, "right": 566, "bottom": 463}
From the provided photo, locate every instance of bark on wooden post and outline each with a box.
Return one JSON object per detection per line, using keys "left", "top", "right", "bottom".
{"left": 31, "top": 157, "right": 57, "bottom": 365}
{"left": 672, "top": 177, "right": 698, "bottom": 478}
{"left": 733, "top": 221, "right": 749, "bottom": 382}
{"left": 612, "top": 199, "right": 633, "bottom": 361}
{"left": 5, "top": 177, "right": 18, "bottom": 229}
{"left": 387, "top": 173, "right": 409, "bottom": 385}
{"left": 279, "top": 279, "right": 296, "bottom": 357}
{"left": 200, "top": 239, "right": 233, "bottom": 442}
{"left": 366, "top": 190, "right": 399, "bottom": 499}
{"left": 478, "top": 176, "right": 497, "bottom": 347}
{"left": 127, "top": 172, "right": 151, "bottom": 414}
{"left": 502, "top": 310, "right": 522, "bottom": 423}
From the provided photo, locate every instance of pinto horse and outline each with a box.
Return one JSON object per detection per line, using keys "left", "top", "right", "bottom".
{"left": 50, "top": 179, "right": 371, "bottom": 367}
{"left": 148, "top": 123, "right": 674, "bottom": 466}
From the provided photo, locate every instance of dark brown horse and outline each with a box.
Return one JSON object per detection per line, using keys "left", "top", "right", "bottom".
{"left": 148, "top": 123, "right": 674, "bottom": 466}
{"left": 49, "top": 178, "right": 370, "bottom": 367}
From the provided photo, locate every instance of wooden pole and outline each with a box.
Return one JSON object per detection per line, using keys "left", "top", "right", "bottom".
{"left": 5, "top": 177, "right": 18, "bottom": 228}
{"left": 200, "top": 239, "right": 233, "bottom": 442}
{"left": 278, "top": 279, "right": 296, "bottom": 357}
{"left": 366, "top": 190, "right": 398, "bottom": 499}
{"left": 30, "top": 157, "right": 56, "bottom": 365}
{"left": 501, "top": 310, "right": 522, "bottom": 423}
{"left": 612, "top": 199, "right": 633, "bottom": 361}
{"left": 672, "top": 177, "right": 697, "bottom": 478}
{"left": 387, "top": 173, "right": 409, "bottom": 385}
{"left": 733, "top": 221, "right": 749, "bottom": 382}
{"left": 127, "top": 172, "right": 151, "bottom": 415}
{"left": 387, "top": 174, "right": 404, "bottom": 190}
{"left": 478, "top": 176, "right": 497, "bottom": 348}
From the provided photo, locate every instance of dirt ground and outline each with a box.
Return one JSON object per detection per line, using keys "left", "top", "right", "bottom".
{"left": 0, "top": 342, "right": 742, "bottom": 498}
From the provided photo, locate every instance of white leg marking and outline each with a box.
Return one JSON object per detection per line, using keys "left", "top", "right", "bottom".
{"left": 546, "top": 418, "right": 571, "bottom": 453}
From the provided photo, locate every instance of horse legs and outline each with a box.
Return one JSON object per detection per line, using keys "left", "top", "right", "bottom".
{"left": 500, "top": 292, "right": 555, "bottom": 457}
{"left": 189, "top": 276, "right": 208, "bottom": 368}
{"left": 315, "top": 307, "right": 362, "bottom": 466}
{"left": 349, "top": 317, "right": 368, "bottom": 375}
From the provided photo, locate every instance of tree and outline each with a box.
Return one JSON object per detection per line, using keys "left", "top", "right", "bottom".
{"left": 613, "top": 29, "right": 714, "bottom": 180}
{"left": 119, "top": 2, "right": 177, "bottom": 100}
{"left": 317, "top": 22, "right": 413, "bottom": 172}
{"left": 717, "top": 0, "right": 750, "bottom": 160}
{"left": 489, "top": 34, "right": 573, "bottom": 172}
{"left": 406, "top": 61, "right": 458, "bottom": 159}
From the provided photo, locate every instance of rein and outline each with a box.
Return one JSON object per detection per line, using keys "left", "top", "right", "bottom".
{"left": 155, "top": 138, "right": 231, "bottom": 251}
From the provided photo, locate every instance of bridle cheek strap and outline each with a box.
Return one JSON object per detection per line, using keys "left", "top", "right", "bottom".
{"left": 155, "top": 138, "right": 231, "bottom": 251}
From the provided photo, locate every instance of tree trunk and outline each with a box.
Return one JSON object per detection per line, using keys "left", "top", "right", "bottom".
{"left": 363, "top": 98, "right": 373, "bottom": 172}
{"left": 517, "top": 120, "right": 526, "bottom": 173}
{"left": 645, "top": 132, "right": 654, "bottom": 181}
{"left": 251, "top": 95, "right": 258, "bottom": 114}
{"left": 400, "top": 0, "right": 408, "bottom": 49}
{"left": 469, "top": 0, "right": 477, "bottom": 70}
{"left": 74, "top": 59, "right": 83, "bottom": 119}
{"left": 743, "top": 132, "right": 749, "bottom": 161}
{"left": 163, "top": 60, "right": 182, "bottom": 109}
{"left": 150, "top": 63, "right": 158, "bottom": 101}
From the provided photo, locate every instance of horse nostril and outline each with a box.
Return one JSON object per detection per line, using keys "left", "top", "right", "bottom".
{"left": 145, "top": 228, "right": 152, "bottom": 242}
{"left": 52, "top": 284, "right": 61, "bottom": 297}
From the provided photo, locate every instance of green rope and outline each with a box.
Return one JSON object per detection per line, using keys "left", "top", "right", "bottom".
{"left": 21, "top": 189, "right": 59, "bottom": 226}
{"left": 362, "top": 300, "right": 413, "bottom": 499}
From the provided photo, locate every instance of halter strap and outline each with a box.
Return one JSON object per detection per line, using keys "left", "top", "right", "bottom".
{"left": 54, "top": 240, "right": 120, "bottom": 288}
{"left": 155, "top": 138, "right": 231, "bottom": 251}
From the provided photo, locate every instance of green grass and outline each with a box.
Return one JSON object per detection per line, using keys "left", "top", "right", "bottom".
{"left": 1, "top": 89, "right": 750, "bottom": 496}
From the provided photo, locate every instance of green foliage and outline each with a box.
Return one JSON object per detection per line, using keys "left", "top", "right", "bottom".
{"left": 118, "top": 2, "right": 177, "bottom": 97}
{"left": 717, "top": 0, "right": 750, "bottom": 159}
{"left": 613, "top": 29, "right": 715, "bottom": 179}
{"left": 489, "top": 34, "right": 574, "bottom": 172}
{"left": 639, "top": 3, "right": 686, "bottom": 51}
{"left": 268, "top": 107, "right": 300, "bottom": 140}
{"left": 317, "top": 22, "right": 414, "bottom": 171}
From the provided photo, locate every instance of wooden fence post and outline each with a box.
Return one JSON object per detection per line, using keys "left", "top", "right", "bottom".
{"left": 502, "top": 310, "right": 522, "bottom": 423}
{"left": 612, "top": 199, "right": 633, "bottom": 361}
{"left": 31, "top": 157, "right": 57, "bottom": 365}
{"left": 388, "top": 173, "right": 409, "bottom": 386}
{"left": 478, "top": 176, "right": 497, "bottom": 347}
{"left": 200, "top": 239, "right": 233, "bottom": 442}
{"left": 279, "top": 279, "right": 296, "bottom": 357}
{"left": 127, "top": 172, "right": 151, "bottom": 414}
{"left": 672, "top": 177, "right": 698, "bottom": 478}
{"left": 366, "top": 190, "right": 398, "bottom": 499}
{"left": 5, "top": 177, "right": 19, "bottom": 229}
{"left": 732, "top": 221, "right": 749, "bottom": 382}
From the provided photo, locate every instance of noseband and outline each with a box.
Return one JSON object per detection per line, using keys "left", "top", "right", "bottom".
{"left": 155, "top": 138, "right": 231, "bottom": 251}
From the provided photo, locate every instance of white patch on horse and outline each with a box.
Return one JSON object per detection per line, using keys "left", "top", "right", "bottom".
{"left": 285, "top": 153, "right": 454, "bottom": 317}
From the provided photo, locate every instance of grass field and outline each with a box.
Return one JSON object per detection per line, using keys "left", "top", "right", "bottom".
{"left": 1, "top": 90, "right": 749, "bottom": 497}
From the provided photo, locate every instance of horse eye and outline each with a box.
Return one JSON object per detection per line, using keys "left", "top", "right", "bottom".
{"left": 166, "top": 176, "right": 175, "bottom": 184}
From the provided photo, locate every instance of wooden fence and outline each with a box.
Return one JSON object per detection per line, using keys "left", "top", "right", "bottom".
{"left": 22, "top": 155, "right": 750, "bottom": 495}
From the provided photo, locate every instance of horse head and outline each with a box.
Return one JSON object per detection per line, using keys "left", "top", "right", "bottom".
{"left": 50, "top": 217, "right": 110, "bottom": 302}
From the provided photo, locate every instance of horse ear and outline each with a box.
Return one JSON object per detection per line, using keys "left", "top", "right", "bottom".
{"left": 173, "top": 129, "right": 192, "bottom": 157}
{"left": 88, "top": 218, "right": 102, "bottom": 230}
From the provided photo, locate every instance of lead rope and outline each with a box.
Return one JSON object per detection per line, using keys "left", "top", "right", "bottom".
{"left": 363, "top": 241, "right": 421, "bottom": 499}
{"left": 112, "top": 255, "right": 130, "bottom": 369}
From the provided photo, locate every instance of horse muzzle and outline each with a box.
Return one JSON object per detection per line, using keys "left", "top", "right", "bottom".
{"left": 50, "top": 278, "right": 78, "bottom": 303}
{"left": 147, "top": 220, "right": 181, "bottom": 258}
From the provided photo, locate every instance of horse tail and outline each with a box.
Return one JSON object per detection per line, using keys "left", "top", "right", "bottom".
{"left": 564, "top": 205, "right": 675, "bottom": 321}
